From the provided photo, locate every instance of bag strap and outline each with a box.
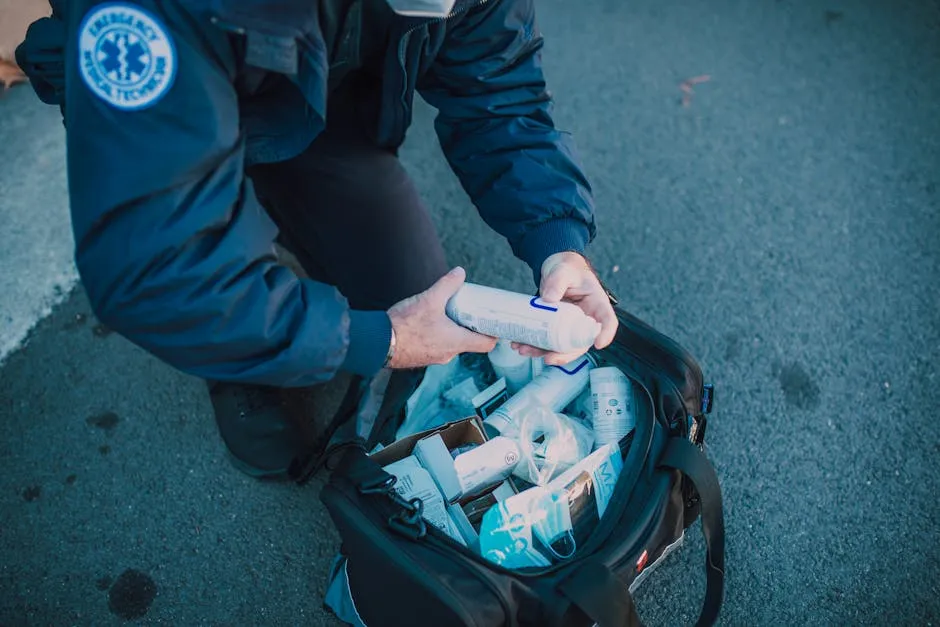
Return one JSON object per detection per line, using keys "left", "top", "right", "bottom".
{"left": 658, "top": 437, "right": 725, "bottom": 627}
{"left": 559, "top": 437, "right": 725, "bottom": 627}
{"left": 290, "top": 375, "right": 366, "bottom": 484}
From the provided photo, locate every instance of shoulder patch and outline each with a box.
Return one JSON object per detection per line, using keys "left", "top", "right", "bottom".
{"left": 78, "top": 3, "right": 177, "bottom": 111}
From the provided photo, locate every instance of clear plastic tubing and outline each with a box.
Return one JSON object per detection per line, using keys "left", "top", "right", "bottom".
{"left": 446, "top": 283, "right": 601, "bottom": 354}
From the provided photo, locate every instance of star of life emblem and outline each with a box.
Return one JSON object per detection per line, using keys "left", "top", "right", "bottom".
{"left": 78, "top": 3, "right": 177, "bottom": 110}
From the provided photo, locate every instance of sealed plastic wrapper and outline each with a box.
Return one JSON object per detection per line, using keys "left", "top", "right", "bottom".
{"left": 397, "top": 357, "right": 461, "bottom": 438}
{"left": 453, "top": 436, "right": 520, "bottom": 497}
{"left": 478, "top": 443, "right": 624, "bottom": 570}
{"left": 547, "top": 443, "right": 624, "bottom": 545}
{"left": 504, "top": 403, "right": 594, "bottom": 486}
{"left": 397, "top": 357, "right": 488, "bottom": 439}
{"left": 442, "top": 376, "right": 481, "bottom": 418}
{"left": 478, "top": 486, "right": 558, "bottom": 569}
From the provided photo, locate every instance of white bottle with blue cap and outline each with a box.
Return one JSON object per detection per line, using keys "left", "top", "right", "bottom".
{"left": 445, "top": 283, "right": 601, "bottom": 354}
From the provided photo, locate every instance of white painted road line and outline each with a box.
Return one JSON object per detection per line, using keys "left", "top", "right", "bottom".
{"left": 0, "top": 87, "right": 77, "bottom": 365}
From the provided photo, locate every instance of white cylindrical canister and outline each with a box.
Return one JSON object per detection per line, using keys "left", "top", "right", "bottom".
{"left": 488, "top": 340, "right": 533, "bottom": 394}
{"left": 453, "top": 436, "right": 521, "bottom": 496}
{"left": 589, "top": 367, "right": 636, "bottom": 447}
{"left": 446, "top": 283, "right": 601, "bottom": 354}
{"left": 484, "top": 355, "right": 595, "bottom": 436}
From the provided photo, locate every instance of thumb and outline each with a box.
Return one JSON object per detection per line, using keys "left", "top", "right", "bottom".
{"left": 540, "top": 263, "right": 578, "bottom": 303}
{"left": 427, "top": 266, "right": 467, "bottom": 304}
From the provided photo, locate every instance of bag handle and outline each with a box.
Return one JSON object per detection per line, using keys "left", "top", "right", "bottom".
{"left": 559, "top": 437, "right": 725, "bottom": 627}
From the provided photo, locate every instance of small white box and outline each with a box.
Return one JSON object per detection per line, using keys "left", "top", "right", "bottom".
{"left": 413, "top": 433, "right": 463, "bottom": 503}
{"left": 383, "top": 456, "right": 466, "bottom": 545}
{"left": 491, "top": 480, "right": 517, "bottom": 502}
{"left": 447, "top": 502, "right": 479, "bottom": 549}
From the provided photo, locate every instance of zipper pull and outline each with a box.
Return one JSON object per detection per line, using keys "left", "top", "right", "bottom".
{"left": 689, "top": 414, "right": 707, "bottom": 447}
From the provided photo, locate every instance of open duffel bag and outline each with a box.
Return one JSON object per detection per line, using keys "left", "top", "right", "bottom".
{"left": 303, "top": 305, "right": 724, "bottom": 627}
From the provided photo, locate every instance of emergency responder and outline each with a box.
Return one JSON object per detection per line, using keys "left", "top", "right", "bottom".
{"left": 16, "top": 0, "right": 618, "bottom": 479}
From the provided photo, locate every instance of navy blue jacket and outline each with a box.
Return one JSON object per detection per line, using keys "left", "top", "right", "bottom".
{"left": 32, "top": 0, "right": 595, "bottom": 385}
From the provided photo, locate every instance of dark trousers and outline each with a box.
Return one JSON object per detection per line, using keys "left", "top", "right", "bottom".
{"left": 248, "top": 118, "right": 448, "bottom": 311}
{"left": 211, "top": 107, "right": 449, "bottom": 474}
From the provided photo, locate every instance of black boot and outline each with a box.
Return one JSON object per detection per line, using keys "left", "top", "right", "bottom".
{"left": 207, "top": 381, "right": 314, "bottom": 480}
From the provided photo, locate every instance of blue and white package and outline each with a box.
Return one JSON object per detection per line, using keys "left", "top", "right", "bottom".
{"left": 478, "top": 444, "right": 624, "bottom": 570}
{"left": 530, "top": 489, "right": 576, "bottom": 561}
{"left": 548, "top": 443, "right": 623, "bottom": 519}
{"left": 478, "top": 486, "right": 556, "bottom": 569}
{"left": 382, "top": 456, "right": 466, "bottom": 545}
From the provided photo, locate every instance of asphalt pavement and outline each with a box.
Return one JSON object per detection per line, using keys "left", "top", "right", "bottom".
{"left": 1, "top": 0, "right": 939, "bottom": 624}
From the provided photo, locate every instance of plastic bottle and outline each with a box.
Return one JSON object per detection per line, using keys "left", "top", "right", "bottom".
{"left": 488, "top": 340, "right": 533, "bottom": 394}
{"left": 484, "top": 355, "right": 595, "bottom": 437}
{"left": 590, "top": 367, "right": 636, "bottom": 447}
{"left": 453, "top": 436, "right": 521, "bottom": 497}
{"left": 445, "top": 283, "right": 601, "bottom": 354}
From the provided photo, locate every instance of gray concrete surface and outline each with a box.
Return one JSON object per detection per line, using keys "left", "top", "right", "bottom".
{"left": 0, "top": 84, "right": 76, "bottom": 365}
{"left": 2, "top": 0, "right": 939, "bottom": 624}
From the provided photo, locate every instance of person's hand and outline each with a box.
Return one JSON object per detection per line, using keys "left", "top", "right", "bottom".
{"left": 512, "top": 251, "right": 619, "bottom": 366}
{"left": 387, "top": 267, "right": 498, "bottom": 369}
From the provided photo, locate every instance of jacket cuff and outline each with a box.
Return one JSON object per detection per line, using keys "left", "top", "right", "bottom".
{"left": 341, "top": 310, "right": 393, "bottom": 377}
{"left": 516, "top": 218, "right": 592, "bottom": 283}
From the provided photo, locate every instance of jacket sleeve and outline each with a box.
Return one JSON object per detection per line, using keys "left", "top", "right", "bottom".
{"left": 62, "top": 0, "right": 391, "bottom": 385}
{"left": 417, "top": 0, "right": 596, "bottom": 277}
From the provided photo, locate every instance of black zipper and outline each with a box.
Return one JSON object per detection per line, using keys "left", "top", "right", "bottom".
{"left": 555, "top": 364, "right": 658, "bottom": 559}
{"left": 392, "top": 0, "right": 489, "bottom": 138}
{"left": 396, "top": 0, "right": 489, "bottom": 93}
